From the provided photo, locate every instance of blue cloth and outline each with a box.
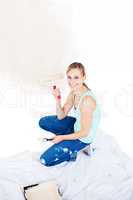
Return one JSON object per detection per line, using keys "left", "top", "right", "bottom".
{"left": 39, "top": 115, "right": 90, "bottom": 166}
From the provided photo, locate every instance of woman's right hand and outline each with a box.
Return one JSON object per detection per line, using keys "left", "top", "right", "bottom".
{"left": 51, "top": 85, "right": 61, "bottom": 102}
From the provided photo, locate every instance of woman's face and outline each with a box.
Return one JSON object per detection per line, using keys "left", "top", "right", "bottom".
{"left": 66, "top": 68, "right": 85, "bottom": 91}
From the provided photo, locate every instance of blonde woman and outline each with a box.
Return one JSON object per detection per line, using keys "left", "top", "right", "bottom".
{"left": 39, "top": 62, "right": 101, "bottom": 166}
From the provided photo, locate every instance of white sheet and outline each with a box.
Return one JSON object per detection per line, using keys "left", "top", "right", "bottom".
{"left": 0, "top": 130, "right": 133, "bottom": 200}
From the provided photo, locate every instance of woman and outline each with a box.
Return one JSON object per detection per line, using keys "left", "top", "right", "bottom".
{"left": 39, "top": 62, "right": 101, "bottom": 166}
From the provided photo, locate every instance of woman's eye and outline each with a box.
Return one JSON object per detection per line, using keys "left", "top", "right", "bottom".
{"left": 67, "top": 76, "right": 71, "bottom": 79}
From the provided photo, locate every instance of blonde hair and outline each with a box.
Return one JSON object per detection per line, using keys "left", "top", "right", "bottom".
{"left": 66, "top": 62, "right": 91, "bottom": 90}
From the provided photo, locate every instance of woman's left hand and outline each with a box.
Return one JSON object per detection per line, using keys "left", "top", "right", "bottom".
{"left": 52, "top": 135, "right": 65, "bottom": 144}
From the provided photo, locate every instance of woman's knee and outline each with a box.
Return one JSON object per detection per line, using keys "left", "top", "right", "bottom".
{"left": 40, "top": 154, "right": 54, "bottom": 167}
{"left": 40, "top": 157, "right": 48, "bottom": 166}
{"left": 40, "top": 146, "right": 70, "bottom": 167}
{"left": 39, "top": 116, "right": 47, "bottom": 129}
{"left": 38, "top": 115, "right": 56, "bottom": 129}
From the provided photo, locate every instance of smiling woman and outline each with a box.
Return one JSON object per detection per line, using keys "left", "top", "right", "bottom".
{"left": 38, "top": 62, "right": 101, "bottom": 167}
{"left": 66, "top": 62, "right": 90, "bottom": 91}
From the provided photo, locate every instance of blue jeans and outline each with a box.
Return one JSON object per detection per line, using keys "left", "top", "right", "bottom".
{"left": 39, "top": 115, "right": 90, "bottom": 167}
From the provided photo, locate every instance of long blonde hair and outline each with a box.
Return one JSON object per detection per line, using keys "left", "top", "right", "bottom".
{"left": 66, "top": 62, "right": 91, "bottom": 91}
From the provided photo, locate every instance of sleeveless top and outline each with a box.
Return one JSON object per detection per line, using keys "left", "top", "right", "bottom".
{"left": 71, "top": 90, "right": 101, "bottom": 144}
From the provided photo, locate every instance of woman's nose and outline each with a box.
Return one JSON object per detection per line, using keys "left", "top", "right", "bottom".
{"left": 70, "top": 80, "right": 75, "bottom": 85}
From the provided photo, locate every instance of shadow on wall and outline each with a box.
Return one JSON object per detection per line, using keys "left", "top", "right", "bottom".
{"left": 0, "top": 0, "right": 76, "bottom": 86}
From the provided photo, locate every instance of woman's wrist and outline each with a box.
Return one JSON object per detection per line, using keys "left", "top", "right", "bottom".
{"left": 55, "top": 95, "right": 61, "bottom": 102}
{"left": 62, "top": 133, "right": 76, "bottom": 140}
{"left": 56, "top": 99, "right": 61, "bottom": 105}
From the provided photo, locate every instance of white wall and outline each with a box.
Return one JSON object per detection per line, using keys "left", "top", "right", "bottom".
{"left": 0, "top": 0, "right": 76, "bottom": 85}
{"left": 0, "top": 0, "right": 133, "bottom": 158}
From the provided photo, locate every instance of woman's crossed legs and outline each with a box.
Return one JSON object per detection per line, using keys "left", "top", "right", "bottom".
{"left": 39, "top": 115, "right": 90, "bottom": 166}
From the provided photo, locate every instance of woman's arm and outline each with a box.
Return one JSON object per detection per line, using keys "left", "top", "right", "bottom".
{"left": 52, "top": 96, "right": 96, "bottom": 143}
{"left": 56, "top": 91, "right": 74, "bottom": 120}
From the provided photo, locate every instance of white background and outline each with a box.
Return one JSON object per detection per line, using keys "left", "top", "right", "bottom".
{"left": 0, "top": 0, "right": 133, "bottom": 158}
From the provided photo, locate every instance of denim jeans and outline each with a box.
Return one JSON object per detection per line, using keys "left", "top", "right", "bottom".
{"left": 39, "top": 115, "right": 90, "bottom": 166}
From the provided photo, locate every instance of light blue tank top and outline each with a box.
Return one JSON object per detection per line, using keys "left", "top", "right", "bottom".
{"left": 72, "top": 90, "right": 101, "bottom": 144}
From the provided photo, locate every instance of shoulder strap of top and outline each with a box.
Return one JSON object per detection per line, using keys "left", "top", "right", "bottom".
{"left": 76, "top": 90, "right": 93, "bottom": 110}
